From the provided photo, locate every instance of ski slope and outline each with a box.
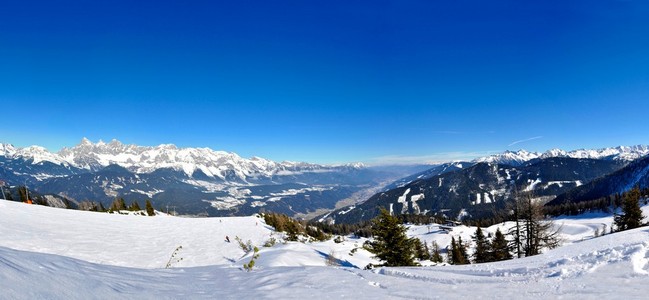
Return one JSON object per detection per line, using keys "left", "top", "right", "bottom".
{"left": 1, "top": 200, "right": 648, "bottom": 299}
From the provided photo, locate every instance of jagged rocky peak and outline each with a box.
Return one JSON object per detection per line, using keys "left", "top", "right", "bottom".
{"left": 0, "top": 143, "right": 17, "bottom": 156}
{"left": 11, "top": 138, "right": 351, "bottom": 181}
{"left": 474, "top": 149, "right": 540, "bottom": 166}
{"left": 542, "top": 148, "right": 567, "bottom": 157}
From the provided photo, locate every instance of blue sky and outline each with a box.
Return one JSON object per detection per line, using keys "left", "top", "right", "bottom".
{"left": 1, "top": 0, "right": 648, "bottom": 164}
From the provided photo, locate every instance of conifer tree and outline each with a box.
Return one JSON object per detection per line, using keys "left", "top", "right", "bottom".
{"left": 448, "top": 237, "right": 456, "bottom": 264}
{"left": 614, "top": 187, "right": 645, "bottom": 231}
{"left": 413, "top": 239, "right": 430, "bottom": 261}
{"left": 508, "top": 191, "right": 561, "bottom": 257}
{"left": 110, "top": 197, "right": 127, "bottom": 211}
{"left": 457, "top": 236, "right": 469, "bottom": 264}
{"left": 145, "top": 199, "right": 155, "bottom": 216}
{"left": 18, "top": 186, "right": 28, "bottom": 202}
{"left": 129, "top": 200, "right": 141, "bottom": 211}
{"left": 284, "top": 219, "right": 300, "bottom": 241}
{"left": 430, "top": 241, "right": 444, "bottom": 263}
{"left": 491, "top": 228, "right": 512, "bottom": 261}
{"left": 365, "top": 208, "right": 418, "bottom": 266}
{"left": 472, "top": 226, "right": 490, "bottom": 263}
{"left": 449, "top": 236, "right": 468, "bottom": 265}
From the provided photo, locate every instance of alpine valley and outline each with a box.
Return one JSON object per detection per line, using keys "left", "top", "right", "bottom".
{"left": 2, "top": 139, "right": 649, "bottom": 223}
{"left": 319, "top": 145, "right": 649, "bottom": 224}
{"left": 0, "top": 138, "right": 427, "bottom": 217}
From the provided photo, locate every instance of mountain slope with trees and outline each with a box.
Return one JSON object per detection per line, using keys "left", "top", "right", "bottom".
{"left": 322, "top": 157, "right": 626, "bottom": 224}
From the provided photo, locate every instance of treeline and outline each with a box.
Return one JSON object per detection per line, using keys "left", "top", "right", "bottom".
{"left": 464, "top": 187, "right": 649, "bottom": 228}
{"left": 445, "top": 227, "right": 512, "bottom": 265}
{"left": 262, "top": 212, "right": 450, "bottom": 241}
{"left": 308, "top": 220, "right": 373, "bottom": 238}
{"left": 1, "top": 185, "right": 75, "bottom": 208}
{"left": 545, "top": 187, "right": 649, "bottom": 217}
{"left": 1, "top": 185, "right": 159, "bottom": 216}
{"left": 77, "top": 197, "right": 156, "bottom": 216}
{"left": 262, "top": 212, "right": 329, "bottom": 241}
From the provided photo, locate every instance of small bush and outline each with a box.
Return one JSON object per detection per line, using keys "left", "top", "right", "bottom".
{"left": 235, "top": 236, "right": 253, "bottom": 253}
{"left": 263, "top": 237, "right": 277, "bottom": 247}
{"left": 326, "top": 250, "right": 339, "bottom": 266}
{"left": 243, "top": 246, "right": 260, "bottom": 272}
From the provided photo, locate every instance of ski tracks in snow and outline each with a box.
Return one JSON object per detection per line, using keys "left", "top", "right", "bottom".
{"left": 341, "top": 268, "right": 386, "bottom": 289}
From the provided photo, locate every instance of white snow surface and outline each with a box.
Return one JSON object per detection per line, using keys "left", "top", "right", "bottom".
{"left": 1, "top": 200, "right": 649, "bottom": 299}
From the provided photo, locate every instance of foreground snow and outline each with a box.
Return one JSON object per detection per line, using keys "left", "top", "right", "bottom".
{"left": 1, "top": 200, "right": 648, "bottom": 299}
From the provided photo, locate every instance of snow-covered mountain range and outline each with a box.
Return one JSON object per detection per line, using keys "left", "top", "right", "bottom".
{"left": 474, "top": 145, "right": 649, "bottom": 166}
{"left": 0, "top": 138, "right": 361, "bottom": 182}
{"left": 2, "top": 139, "right": 649, "bottom": 218}
{"left": 3, "top": 139, "right": 647, "bottom": 181}
{"left": 0, "top": 139, "right": 394, "bottom": 217}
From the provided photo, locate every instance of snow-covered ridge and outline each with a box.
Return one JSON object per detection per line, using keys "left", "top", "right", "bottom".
{"left": 0, "top": 138, "right": 364, "bottom": 180}
{"left": 474, "top": 145, "right": 649, "bottom": 166}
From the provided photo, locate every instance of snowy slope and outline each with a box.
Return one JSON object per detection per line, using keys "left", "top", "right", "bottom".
{"left": 1, "top": 200, "right": 648, "bottom": 299}
{"left": 0, "top": 201, "right": 275, "bottom": 268}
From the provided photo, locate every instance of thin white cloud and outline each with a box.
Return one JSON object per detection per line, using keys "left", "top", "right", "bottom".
{"left": 367, "top": 150, "right": 501, "bottom": 166}
{"left": 508, "top": 136, "right": 543, "bottom": 147}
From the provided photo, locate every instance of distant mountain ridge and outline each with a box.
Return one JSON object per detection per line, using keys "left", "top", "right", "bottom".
{"left": 0, "top": 139, "right": 393, "bottom": 218}
{"left": 322, "top": 156, "right": 631, "bottom": 224}
{"left": 549, "top": 154, "right": 649, "bottom": 205}
{"left": 473, "top": 145, "right": 649, "bottom": 166}
{"left": 2, "top": 139, "right": 648, "bottom": 219}
{"left": 0, "top": 138, "right": 362, "bottom": 183}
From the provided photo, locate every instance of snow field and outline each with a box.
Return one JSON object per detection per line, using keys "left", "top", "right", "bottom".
{"left": 1, "top": 200, "right": 649, "bottom": 299}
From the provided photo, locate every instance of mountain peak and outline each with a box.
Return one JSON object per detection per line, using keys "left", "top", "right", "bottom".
{"left": 6, "top": 138, "right": 342, "bottom": 182}
{"left": 80, "top": 137, "right": 92, "bottom": 146}
{"left": 0, "top": 143, "right": 17, "bottom": 156}
{"left": 475, "top": 145, "right": 649, "bottom": 166}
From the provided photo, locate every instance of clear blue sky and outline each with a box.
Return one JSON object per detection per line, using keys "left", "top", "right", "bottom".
{"left": 1, "top": 0, "right": 648, "bottom": 164}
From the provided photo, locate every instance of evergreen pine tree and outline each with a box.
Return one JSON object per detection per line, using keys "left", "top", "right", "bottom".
{"left": 491, "top": 228, "right": 512, "bottom": 261}
{"left": 110, "top": 197, "right": 127, "bottom": 211}
{"left": 18, "top": 186, "right": 28, "bottom": 202}
{"left": 422, "top": 241, "right": 431, "bottom": 261}
{"left": 145, "top": 199, "right": 155, "bottom": 216}
{"left": 614, "top": 187, "right": 645, "bottom": 231}
{"left": 472, "top": 226, "right": 490, "bottom": 263}
{"left": 448, "top": 237, "right": 457, "bottom": 264}
{"left": 413, "top": 239, "right": 430, "bottom": 260}
{"left": 365, "top": 208, "right": 418, "bottom": 266}
{"left": 284, "top": 219, "right": 300, "bottom": 241}
{"left": 457, "top": 236, "right": 469, "bottom": 264}
{"left": 449, "top": 236, "right": 468, "bottom": 265}
{"left": 129, "top": 200, "right": 141, "bottom": 211}
{"left": 430, "top": 241, "right": 444, "bottom": 263}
